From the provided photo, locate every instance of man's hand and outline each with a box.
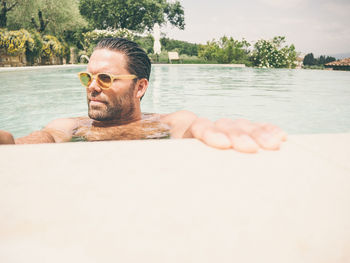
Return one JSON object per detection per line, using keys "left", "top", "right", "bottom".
{"left": 0, "top": 130, "right": 15, "bottom": 144}
{"left": 183, "top": 118, "right": 287, "bottom": 153}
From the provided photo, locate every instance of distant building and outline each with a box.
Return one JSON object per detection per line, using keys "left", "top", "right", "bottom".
{"left": 325, "top": 57, "right": 350, "bottom": 71}
{"left": 296, "top": 55, "right": 305, "bottom": 69}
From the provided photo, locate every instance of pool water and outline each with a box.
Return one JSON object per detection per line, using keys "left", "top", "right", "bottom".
{"left": 0, "top": 65, "right": 350, "bottom": 138}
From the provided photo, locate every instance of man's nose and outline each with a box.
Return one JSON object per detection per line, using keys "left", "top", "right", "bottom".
{"left": 87, "top": 77, "right": 102, "bottom": 93}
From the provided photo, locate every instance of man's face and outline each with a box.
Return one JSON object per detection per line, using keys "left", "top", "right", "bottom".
{"left": 86, "top": 49, "right": 137, "bottom": 122}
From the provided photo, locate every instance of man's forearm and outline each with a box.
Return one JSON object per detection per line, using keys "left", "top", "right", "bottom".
{"left": 15, "top": 130, "right": 56, "bottom": 144}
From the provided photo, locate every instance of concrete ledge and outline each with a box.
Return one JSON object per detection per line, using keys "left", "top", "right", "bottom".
{"left": 0, "top": 134, "right": 349, "bottom": 262}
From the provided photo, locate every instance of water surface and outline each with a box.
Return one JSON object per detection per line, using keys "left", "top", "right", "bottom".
{"left": 0, "top": 65, "right": 349, "bottom": 138}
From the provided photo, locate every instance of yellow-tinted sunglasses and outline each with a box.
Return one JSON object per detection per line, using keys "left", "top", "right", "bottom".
{"left": 78, "top": 72, "right": 137, "bottom": 89}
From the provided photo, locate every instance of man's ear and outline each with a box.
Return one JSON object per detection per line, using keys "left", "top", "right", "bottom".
{"left": 135, "top": 78, "right": 148, "bottom": 100}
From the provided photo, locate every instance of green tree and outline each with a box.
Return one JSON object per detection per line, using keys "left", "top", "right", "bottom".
{"left": 79, "top": 0, "right": 185, "bottom": 32}
{"left": 303, "top": 53, "right": 315, "bottom": 66}
{"left": 252, "top": 36, "right": 297, "bottom": 68}
{"left": 135, "top": 34, "right": 154, "bottom": 54}
{"left": 318, "top": 55, "right": 326, "bottom": 65}
{"left": 198, "top": 36, "right": 251, "bottom": 65}
{"left": 161, "top": 37, "right": 199, "bottom": 56}
{"left": 198, "top": 40, "right": 219, "bottom": 62}
{"left": 30, "top": 10, "right": 50, "bottom": 34}
{"left": 6, "top": 0, "right": 87, "bottom": 36}
{"left": 325, "top": 56, "right": 336, "bottom": 64}
{"left": 0, "top": 0, "right": 18, "bottom": 27}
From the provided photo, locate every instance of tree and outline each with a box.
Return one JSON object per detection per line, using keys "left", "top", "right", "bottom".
{"left": 79, "top": 0, "right": 185, "bottom": 32}
{"left": 6, "top": 0, "right": 87, "bottom": 36}
{"left": 252, "top": 36, "right": 297, "bottom": 68}
{"left": 31, "top": 10, "right": 49, "bottom": 34}
{"left": 161, "top": 37, "right": 199, "bottom": 56}
{"left": 303, "top": 53, "right": 336, "bottom": 66}
{"left": 303, "top": 53, "right": 315, "bottom": 66}
{"left": 0, "top": 0, "right": 18, "bottom": 27}
{"left": 318, "top": 55, "right": 326, "bottom": 65}
{"left": 198, "top": 36, "right": 251, "bottom": 65}
{"left": 325, "top": 56, "right": 336, "bottom": 64}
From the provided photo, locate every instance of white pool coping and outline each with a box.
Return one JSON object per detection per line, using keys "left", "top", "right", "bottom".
{"left": 0, "top": 133, "right": 349, "bottom": 262}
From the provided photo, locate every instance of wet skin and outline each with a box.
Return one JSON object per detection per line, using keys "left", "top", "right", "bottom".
{"left": 70, "top": 114, "right": 171, "bottom": 142}
{"left": 0, "top": 48, "right": 286, "bottom": 153}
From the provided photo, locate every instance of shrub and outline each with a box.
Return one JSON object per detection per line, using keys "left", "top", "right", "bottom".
{"left": 0, "top": 29, "right": 34, "bottom": 55}
{"left": 198, "top": 36, "right": 251, "bottom": 65}
{"left": 25, "top": 31, "right": 43, "bottom": 64}
{"left": 251, "top": 36, "right": 297, "bottom": 68}
{"left": 160, "top": 38, "right": 199, "bottom": 56}
{"left": 134, "top": 34, "right": 154, "bottom": 54}
{"left": 41, "top": 35, "right": 64, "bottom": 58}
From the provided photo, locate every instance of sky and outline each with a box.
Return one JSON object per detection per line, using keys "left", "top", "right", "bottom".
{"left": 162, "top": 0, "right": 350, "bottom": 56}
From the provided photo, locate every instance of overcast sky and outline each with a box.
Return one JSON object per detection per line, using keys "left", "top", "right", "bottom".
{"left": 162, "top": 0, "right": 350, "bottom": 56}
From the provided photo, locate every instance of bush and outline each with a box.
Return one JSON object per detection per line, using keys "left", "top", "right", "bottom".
{"left": 198, "top": 36, "right": 251, "bottom": 65}
{"left": 41, "top": 35, "right": 64, "bottom": 58}
{"left": 179, "top": 54, "right": 212, "bottom": 64}
{"left": 251, "top": 36, "right": 297, "bottom": 68}
{"left": 0, "top": 29, "right": 34, "bottom": 55}
{"left": 25, "top": 31, "right": 43, "bottom": 64}
{"left": 134, "top": 34, "right": 154, "bottom": 54}
{"left": 148, "top": 50, "right": 169, "bottom": 63}
{"left": 302, "top": 65, "right": 325, "bottom": 70}
{"left": 0, "top": 29, "right": 69, "bottom": 65}
{"left": 160, "top": 38, "right": 199, "bottom": 56}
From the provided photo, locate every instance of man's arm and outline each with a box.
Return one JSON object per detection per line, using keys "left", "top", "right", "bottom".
{"left": 160, "top": 111, "right": 287, "bottom": 153}
{"left": 15, "top": 130, "right": 56, "bottom": 144}
{"left": 0, "top": 118, "right": 77, "bottom": 145}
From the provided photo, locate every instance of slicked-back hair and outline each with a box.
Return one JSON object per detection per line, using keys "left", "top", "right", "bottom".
{"left": 95, "top": 38, "right": 151, "bottom": 81}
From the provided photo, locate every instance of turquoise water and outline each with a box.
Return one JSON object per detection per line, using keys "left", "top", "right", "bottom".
{"left": 0, "top": 65, "right": 350, "bottom": 138}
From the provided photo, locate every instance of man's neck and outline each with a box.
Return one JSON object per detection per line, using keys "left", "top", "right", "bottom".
{"left": 91, "top": 110, "right": 142, "bottom": 127}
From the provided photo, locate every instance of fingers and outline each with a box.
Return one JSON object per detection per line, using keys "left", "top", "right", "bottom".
{"left": 202, "top": 129, "right": 232, "bottom": 149}
{"left": 188, "top": 118, "right": 232, "bottom": 149}
{"left": 215, "top": 118, "right": 286, "bottom": 152}
{"left": 251, "top": 126, "right": 282, "bottom": 150}
{"left": 229, "top": 134, "right": 260, "bottom": 153}
{"left": 259, "top": 123, "right": 288, "bottom": 142}
{"left": 187, "top": 118, "right": 287, "bottom": 153}
{"left": 215, "top": 119, "right": 259, "bottom": 153}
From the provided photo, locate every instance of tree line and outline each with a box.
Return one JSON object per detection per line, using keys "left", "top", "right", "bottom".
{"left": 1, "top": 0, "right": 305, "bottom": 68}
{"left": 1, "top": 0, "right": 184, "bottom": 34}
{"left": 303, "top": 53, "right": 336, "bottom": 67}
{"left": 0, "top": 0, "right": 187, "bottom": 64}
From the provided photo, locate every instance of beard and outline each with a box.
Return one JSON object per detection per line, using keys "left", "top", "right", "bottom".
{"left": 87, "top": 86, "right": 136, "bottom": 122}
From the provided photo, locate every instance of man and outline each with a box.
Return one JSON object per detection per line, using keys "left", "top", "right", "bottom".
{"left": 0, "top": 38, "right": 286, "bottom": 153}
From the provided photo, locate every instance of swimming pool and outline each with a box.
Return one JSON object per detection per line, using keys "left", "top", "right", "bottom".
{"left": 0, "top": 65, "right": 350, "bottom": 138}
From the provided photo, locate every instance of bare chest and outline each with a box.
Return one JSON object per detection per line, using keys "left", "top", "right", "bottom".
{"left": 71, "top": 118, "right": 170, "bottom": 142}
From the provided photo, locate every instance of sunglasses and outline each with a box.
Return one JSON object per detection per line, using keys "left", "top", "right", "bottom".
{"left": 78, "top": 72, "right": 137, "bottom": 89}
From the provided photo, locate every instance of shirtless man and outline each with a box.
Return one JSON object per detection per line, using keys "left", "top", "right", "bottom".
{"left": 0, "top": 38, "right": 286, "bottom": 153}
